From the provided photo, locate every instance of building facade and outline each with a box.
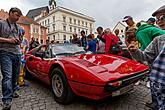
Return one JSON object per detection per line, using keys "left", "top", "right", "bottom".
{"left": 0, "top": 9, "right": 47, "bottom": 44}
{"left": 112, "top": 21, "right": 126, "bottom": 37}
{"left": 112, "top": 21, "right": 126, "bottom": 44}
{"left": 27, "top": 0, "right": 95, "bottom": 43}
{"left": 18, "top": 16, "right": 47, "bottom": 44}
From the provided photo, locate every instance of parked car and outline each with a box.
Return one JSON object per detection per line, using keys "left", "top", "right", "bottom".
{"left": 25, "top": 44, "right": 149, "bottom": 104}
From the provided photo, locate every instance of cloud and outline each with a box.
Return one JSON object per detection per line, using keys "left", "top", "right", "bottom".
{"left": 60, "top": 0, "right": 164, "bottom": 29}
{"left": 0, "top": 0, "right": 164, "bottom": 30}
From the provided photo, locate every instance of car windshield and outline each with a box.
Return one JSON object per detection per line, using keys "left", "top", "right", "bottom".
{"left": 51, "top": 44, "right": 88, "bottom": 56}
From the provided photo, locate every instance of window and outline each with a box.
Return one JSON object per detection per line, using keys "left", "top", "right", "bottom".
{"left": 53, "top": 24, "right": 55, "bottom": 31}
{"left": 90, "top": 23, "right": 92, "bottom": 28}
{"left": 48, "top": 19, "right": 50, "bottom": 25}
{"left": 36, "top": 29, "right": 39, "bottom": 33}
{"left": 53, "top": 35, "right": 55, "bottom": 40}
{"left": 45, "top": 20, "right": 47, "bottom": 26}
{"left": 33, "top": 28, "right": 35, "bottom": 33}
{"left": 58, "top": 34, "right": 60, "bottom": 40}
{"left": 63, "top": 35, "right": 66, "bottom": 40}
{"left": 82, "top": 21, "right": 84, "bottom": 26}
{"left": 74, "top": 27, "right": 76, "bottom": 33}
{"left": 53, "top": 16, "right": 55, "bottom": 22}
{"left": 63, "top": 16, "right": 66, "bottom": 22}
{"left": 63, "top": 25, "right": 66, "bottom": 31}
{"left": 85, "top": 22, "right": 88, "bottom": 27}
{"left": 86, "top": 30, "right": 88, "bottom": 35}
{"left": 78, "top": 29, "right": 80, "bottom": 33}
{"left": 74, "top": 19, "right": 76, "bottom": 24}
{"left": 78, "top": 20, "right": 80, "bottom": 26}
{"left": 69, "top": 18, "right": 72, "bottom": 24}
{"left": 70, "top": 26, "right": 72, "bottom": 32}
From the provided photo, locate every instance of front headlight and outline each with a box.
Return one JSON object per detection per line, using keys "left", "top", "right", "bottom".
{"left": 104, "top": 81, "right": 123, "bottom": 91}
{"left": 108, "top": 81, "right": 122, "bottom": 87}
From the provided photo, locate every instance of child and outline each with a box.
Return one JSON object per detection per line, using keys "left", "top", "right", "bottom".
{"left": 85, "top": 34, "right": 96, "bottom": 53}
{"left": 18, "top": 28, "right": 29, "bottom": 86}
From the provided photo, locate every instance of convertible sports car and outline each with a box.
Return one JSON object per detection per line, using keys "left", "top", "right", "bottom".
{"left": 25, "top": 44, "right": 149, "bottom": 104}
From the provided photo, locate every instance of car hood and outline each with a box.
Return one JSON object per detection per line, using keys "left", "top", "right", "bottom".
{"left": 63, "top": 54, "right": 149, "bottom": 81}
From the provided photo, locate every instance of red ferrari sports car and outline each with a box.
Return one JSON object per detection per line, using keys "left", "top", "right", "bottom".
{"left": 25, "top": 44, "right": 149, "bottom": 104}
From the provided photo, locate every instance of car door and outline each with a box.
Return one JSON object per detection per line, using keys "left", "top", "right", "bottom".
{"left": 34, "top": 45, "right": 52, "bottom": 82}
{"left": 26, "top": 53, "right": 43, "bottom": 77}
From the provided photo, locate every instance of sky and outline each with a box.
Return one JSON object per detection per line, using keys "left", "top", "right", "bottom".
{"left": 0, "top": 0, "right": 164, "bottom": 29}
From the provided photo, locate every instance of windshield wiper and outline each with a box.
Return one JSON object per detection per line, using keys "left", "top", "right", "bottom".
{"left": 56, "top": 52, "right": 74, "bottom": 56}
{"left": 74, "top": 51, "right": 86, "bottom": 55}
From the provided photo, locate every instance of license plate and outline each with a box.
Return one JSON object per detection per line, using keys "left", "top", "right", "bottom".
{"left": 112, "top": 84, "right": 134, "bottom": 97}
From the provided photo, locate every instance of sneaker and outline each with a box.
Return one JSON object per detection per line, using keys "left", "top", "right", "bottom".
{"left": 12, "top": 91, "right": 19, "bottom": 98}
{"left": 2, "top": 101, "right": 11, "bottom": 110}
{"left": 135, "top": 81, "right": 140, "bottom": 86}
{"left": 146, "top": 81, "right": 150, "bottom": 88}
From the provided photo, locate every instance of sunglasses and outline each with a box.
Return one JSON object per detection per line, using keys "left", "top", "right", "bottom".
{"left": 156, "top": 15, "right": 165, "bottom": 22}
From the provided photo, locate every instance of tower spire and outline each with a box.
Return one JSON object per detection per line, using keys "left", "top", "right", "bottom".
{"left": 49, "top": 0, "right": 56, "bottom": 11}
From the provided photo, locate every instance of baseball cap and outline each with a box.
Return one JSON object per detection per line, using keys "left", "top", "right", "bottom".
{"left": 147, "top": 18, "right": 156, "bottom": 23}
{"left": 152, "top": 5, "right": 165, "bottom": 16}
{"left": 123, "top": 16, "right": 132, "bottom": 22}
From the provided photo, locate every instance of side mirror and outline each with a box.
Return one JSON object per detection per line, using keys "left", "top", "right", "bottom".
{"left": 35, "top": 52, "right": 45, "bottom": 59}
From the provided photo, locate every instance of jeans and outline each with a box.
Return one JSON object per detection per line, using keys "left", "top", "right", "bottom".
{"left": 150, "top": 81, "right": 165, "bottom": 110}
{"left": 0, "top": 51, "right": 21, "bottom": 102}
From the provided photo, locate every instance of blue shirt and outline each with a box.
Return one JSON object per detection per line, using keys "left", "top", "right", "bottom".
{"left": 87, "top": 40, "right": 96, "bottom": 53}
{"left": 150, "top": 44, "right": 165, "bottom": 85}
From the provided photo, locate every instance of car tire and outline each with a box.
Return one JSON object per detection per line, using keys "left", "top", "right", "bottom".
{"left": 51, "top": 68, "right": 75, "bottom": 104}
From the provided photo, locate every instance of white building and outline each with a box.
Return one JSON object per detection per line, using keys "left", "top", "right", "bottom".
{"left": 27, "top": 0, "right": 95, "bottom": 42}
{"left": 112, "top": 21, "right": 126, "bottom": 36}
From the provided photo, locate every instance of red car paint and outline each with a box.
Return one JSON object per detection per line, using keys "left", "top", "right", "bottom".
{"left": 25, "top": 44, "right": 149, "bottom": 100}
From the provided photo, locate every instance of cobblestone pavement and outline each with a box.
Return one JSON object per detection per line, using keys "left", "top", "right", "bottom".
{"left": 0, "top": 76, "right": 152, "bottom": 110}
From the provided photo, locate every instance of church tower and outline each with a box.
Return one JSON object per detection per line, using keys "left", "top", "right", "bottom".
{"left": 49, "top": 0, "right": 56, "bottom": 12}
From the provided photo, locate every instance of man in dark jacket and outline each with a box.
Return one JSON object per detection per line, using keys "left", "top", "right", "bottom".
{"left": 80, "top": 30, "right": 87, "bottom": 47}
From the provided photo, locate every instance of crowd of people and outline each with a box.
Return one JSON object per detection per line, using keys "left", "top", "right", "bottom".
{"left": 0, "top": 4, "right": 165, "bottom": 110}
{"left": 69, "top": 27, "right": 122, "bottom": 55}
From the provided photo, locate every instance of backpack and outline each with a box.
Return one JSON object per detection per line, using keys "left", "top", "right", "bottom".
{"left": 108, "top": 39, "right": 122, "bottom": 54}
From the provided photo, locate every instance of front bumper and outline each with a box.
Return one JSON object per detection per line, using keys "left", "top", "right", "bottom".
{"left": 104, "top": 70, "right": 149, "bottom": 92}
